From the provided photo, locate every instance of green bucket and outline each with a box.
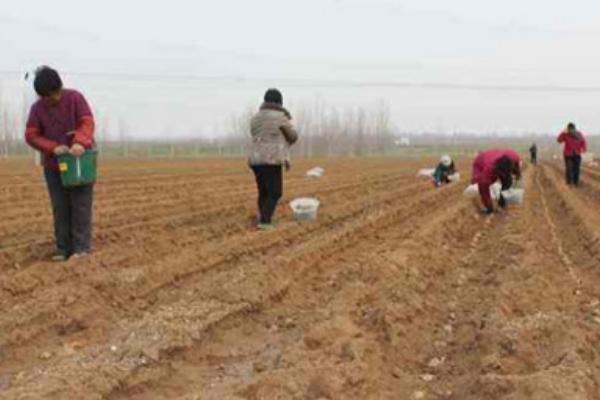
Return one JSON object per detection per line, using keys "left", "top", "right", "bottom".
{"left": 57, "top": 150, "right": 98, "bottom": 187}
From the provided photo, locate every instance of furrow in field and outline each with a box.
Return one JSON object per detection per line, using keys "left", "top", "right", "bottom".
{"left": 106, "top": 177, "right": 479, "bottom": 399}
{"left": 0, "top": 171, "right": 414, "bottom": 269}
{"left": 1, "top": 176, "right": 465, "bottom": 399}
{"left": 0, "top": 172, "right": 438, "bottom": 383}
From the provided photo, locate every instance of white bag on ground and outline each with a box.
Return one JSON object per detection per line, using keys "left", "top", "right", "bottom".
{"left": 501, "top": 189, "right": 525, "bottom": 205}
{"left": 290, "top": 198, "right": 320, "bottom": 221}
{"left": 417, "top": 168, "right": 435, "bottom": 178}
{"left": 464, "top": 184, "right": 479, "bottom": 198}
{"left": 448, "top": 173, "right": 461, "bottom": 183}
{"left": 306, "top": 167, "right": 325, "bottom": 178}
{"left": 464, "top": 182, "right": 502, "bottom": 199}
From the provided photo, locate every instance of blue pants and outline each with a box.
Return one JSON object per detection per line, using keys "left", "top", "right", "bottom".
{"left": 44, "top": 168, "right": 94, "bottom": 256}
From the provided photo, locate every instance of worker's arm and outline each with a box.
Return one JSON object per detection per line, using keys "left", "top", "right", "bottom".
{"left": 513, "top": 163, "right": 522, "bottom": 181}
{"left": 24, "top": 109, "right": 59, "bottom": 154}
{"left": 478, "top": 182, "right": 494, "bottom": 212}
{"left": 72, "top": 92, "right": 95, "bottom": 148}
{"left": 432, "top": 164, "right": 444, "bottom": 183}
{"left": 581, "top": 134, "right": 588, "bottom": 154}
{"left": 280, "top": 121, "right": 298, "bottom": 145}
{"left": 557, "top": 132, "right": 566, "bottom": 143}
{"left": 73, "top": 116, "right": 95, "bottom": 148}
{"left": 25, "top": 127, "right": 59, "bottom": 154}
{"left": 449, "top": 162, "right": 456, "bottom": 174}
{"left": 500, "top": 174, "right": 513, "bottom": 191}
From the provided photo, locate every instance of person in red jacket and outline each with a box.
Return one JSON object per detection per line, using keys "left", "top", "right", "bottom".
{"left": 24, "top": 66, "right": 96, "bottom": 261}
{"left": 557, "top": 122, "right": 587, "bottom": 186}
{"left": 472, "top": 149, "right": 522, "bottom": 215}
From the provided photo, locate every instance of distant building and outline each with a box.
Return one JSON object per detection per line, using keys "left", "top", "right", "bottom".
{"left": 394, "top": 137, "right": 411, "bottom": 147}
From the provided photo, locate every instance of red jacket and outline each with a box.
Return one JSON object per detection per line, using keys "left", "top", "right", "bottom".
{"left": 25, "top": 89, "right": 95, "bottom": 170}
{"left": 557, "top": 130, "right": 586, "bottom": 156}
{"left": 472, "top": 149, "right": 522, "bottom": 209}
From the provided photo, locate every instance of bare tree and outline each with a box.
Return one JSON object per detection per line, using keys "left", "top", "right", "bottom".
{"left": 224, "top": 97, "right": 397, "bottom": 158}
{"left": 354, "top": 107, "right": 367, "bottom": 156}
{"left": 118, "top": 117, "right": 130, "bottom": 158}
{"left": 0, "top": 85, "right": 8, "bottom": 158}
{"left": 373, "top": 100, "right": 391, "bottom": 154}
{"left": 227, "top": 106, "right": 254, "bottom": 156}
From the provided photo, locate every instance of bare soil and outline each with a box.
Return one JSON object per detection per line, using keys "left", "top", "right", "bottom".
{"left": 1, "top": 158, "right": 599, "bottom": 399}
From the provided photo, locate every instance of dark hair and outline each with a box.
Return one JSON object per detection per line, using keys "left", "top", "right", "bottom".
{"left": 264, "top": 88, "right": 283, "bottom": 105}
{"left": 567, "top": 122, "right": 576, "bottom": 130}
{"left": 496, "top": 155, "right": 514, "bottom": 190}
{"left": 496, "top": 156, "right": 513, "bottom": 174}
{"left": 33, "top": 66, "right": 63, "bottom": 97}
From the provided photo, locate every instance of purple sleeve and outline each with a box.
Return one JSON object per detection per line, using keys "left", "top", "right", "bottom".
{"left": 72, "top": 91, "right": 95, "bottom": 148}
{"left": 25, "top": 105, "right": 59, "bottom": 154}
{"left": 74, "top": 91, "right": 93, "bottom": 120}
{"left": 26, "top": 105, "right": 41, "bottom": 130}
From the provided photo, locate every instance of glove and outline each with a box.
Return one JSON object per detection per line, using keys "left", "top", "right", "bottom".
{"left": 498, "top": 195, "right": 507, "bottom": 209}
{"left": 53, "top": 145, "right": 69, "bottom": 156}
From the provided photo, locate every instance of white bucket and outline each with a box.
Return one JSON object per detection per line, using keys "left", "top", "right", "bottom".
{"left": 290, "top": 198, "right": 320, "bottom": 221}
{"left": 501, "top": 189, "right": 525, "bottom": 205}
{"left": 464, "top": 182, "right": 502, "bottom": 199}
{"left": 448, "top": 173, "right": 461, "bottom": 183}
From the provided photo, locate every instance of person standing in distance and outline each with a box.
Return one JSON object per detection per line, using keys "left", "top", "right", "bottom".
{"left": 529, "top": 143, "right": 538, "bottom": 165}
{"left": 248, "top": 89, "right": 298, "bottom": 230}
{"left": 557, "top": 122, "right": 587, "bottom": 186}
{"left": 24, "top": 66, "right": 96, "bottom": 261}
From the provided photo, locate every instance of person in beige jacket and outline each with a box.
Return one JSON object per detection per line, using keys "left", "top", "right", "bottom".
{"left": 249, "top": 89, "right": 298, "bottom": 230}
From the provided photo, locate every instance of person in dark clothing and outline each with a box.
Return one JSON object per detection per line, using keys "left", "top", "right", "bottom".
{"left": 248, "top": 89, "right": 299, "bottom": 230}
{"left": 24, "top": 66, "right": 96, "bottom": 261}
{"left": 529, "top": 143, "right": 538, "bottom": 165}
{"left": 432, "top": 155, "right": 457, "bottom": 187}
{"left": 557, "top": 123, "right": 587, "bottom": 186}
{"left": 251, "top": 165, "right": 283, "bottom": 227}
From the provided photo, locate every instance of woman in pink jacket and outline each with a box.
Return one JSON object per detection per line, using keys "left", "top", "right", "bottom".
{"left": 557, "top": 122, "right": 587, "bottom": 186}
{"left": 472, "top": 149, "right": 522, "bottom": 214}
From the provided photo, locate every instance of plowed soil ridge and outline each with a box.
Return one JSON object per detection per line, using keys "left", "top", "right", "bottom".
{"left": 1, "top": 158, "right": 599, "bottom": 400}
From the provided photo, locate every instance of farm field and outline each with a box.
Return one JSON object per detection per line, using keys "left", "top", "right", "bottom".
{"left": 1, "top": 157, "right": 600, "bottom": 399}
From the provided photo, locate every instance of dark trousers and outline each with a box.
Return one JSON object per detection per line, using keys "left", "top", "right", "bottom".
{"left": 251, "top": 165, "right": 283, "bottom": 224}
{"left": 564, "top": 155, "right": 582, "bottom": 186}
{"left": 530, "top": 153, "right": 537, "bottom": 165}
{"left": 44, "top": 168, "right": 94, "bottom": 256}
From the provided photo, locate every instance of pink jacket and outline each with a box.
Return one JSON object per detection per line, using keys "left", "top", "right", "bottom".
{"left": 472, "top": 149, "right": 522, "bottom": 209}
{"left": 557, "top": 130, "right": 587, "bottom": 156}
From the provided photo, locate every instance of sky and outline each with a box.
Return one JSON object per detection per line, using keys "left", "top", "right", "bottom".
{"left": 1, "top": 0, "right": 600, "bottom": 138}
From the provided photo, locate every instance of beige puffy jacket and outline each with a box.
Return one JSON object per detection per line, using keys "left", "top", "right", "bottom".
{"left": 248, "top": 103, "right": 298, "bottom": 166}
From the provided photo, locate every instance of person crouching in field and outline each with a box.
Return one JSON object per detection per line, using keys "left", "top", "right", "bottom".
{"left": 432, "top": 155, "right": 456, "bottom": 187}
{"left": 248, "top": 89, "right": 298, "bottom": 230}
{"left": 557, "top": 122, "right": 587, "bottom": 186}
{"left": 472, "top": 149, "right": 522, "bottom": 215}
{"left": 24, "top": 66, "right": 95, "bottom": 261}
